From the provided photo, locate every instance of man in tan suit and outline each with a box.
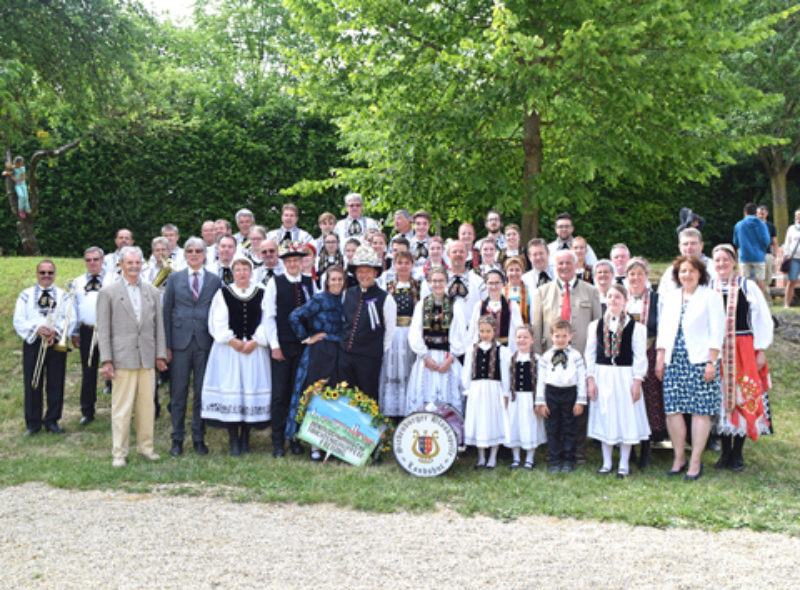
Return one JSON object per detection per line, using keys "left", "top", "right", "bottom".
{"left": 532, "top": 248, "right": 601, "bottom": 463}
{"left": 97, "top": 246, "right": 167, "bottom": 467}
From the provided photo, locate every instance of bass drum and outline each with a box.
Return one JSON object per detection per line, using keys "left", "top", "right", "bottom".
{"left": 393, "top": 402, "right": 464, "bottom": 477}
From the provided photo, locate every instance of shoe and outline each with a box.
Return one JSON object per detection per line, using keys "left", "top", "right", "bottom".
{"left": 729, "top": 456, "right": 744, "bottom": 472}
{"left": 474, "top": 462, "right": 486, "bottom": 470}
{"left": 193, "top": 441, "right": 209, "bottom": 455}
{"left": 45, "top": 423, "right": 65, "bottom": 434}
{"left": 170, "top": 441, "right": 183, "bottom": 457}
{"left": 290, "top": 439, "right": 304, "bottom": 455}
{"left": 667, "top": 462, "right": 688, "bottom": 476}
{"left": 112, "top": 457, "right": 126, "bottom": 468}
{"left": 229, "top": 427, "right": 241, "bottom": 457}
{"left": 597, "top": 466, "right": 613, "bottom": 475}
{"left": 684, "top": 463, "right": 704, "bottom": 481}
{"left": 239, "top": 426, "right": 251, "bottom": 455}
{"left": 523, "top": 461, "right": 534, "bottom": 471}
{"left": 272, "top": 447, "right": 286, "bottom": 458}
{"left": 561, "top": 462, "right": 575, "bottom": 473}
{"left": 616, "top": 469, "right": 629, "bottom": 479}
{"left": 310, "top": 449, "right": 323, "bottom": 462}
{"left": 139, "top": 451, "right": 160, "bottom": 461}
{"left": 549, "top": 463, "right": 561, "bottom": 474}
{"left": 485, "top": 463, "right": 495, "bottom": 470}
{"left": 23, "top": 428, "right": 39, "bottom": 437}
{"left": 509, "top": 460, "right": 521, "bottom": 470}
{"left": 79, "top": 416, "right": 94, "bottom": 427}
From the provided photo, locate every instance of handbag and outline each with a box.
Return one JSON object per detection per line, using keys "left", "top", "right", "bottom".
{"left": 780, "top": 236, "right": 800, "bottom": 273}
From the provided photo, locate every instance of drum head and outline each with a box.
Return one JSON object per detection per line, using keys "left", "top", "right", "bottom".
{"left": 393, "top": 411, "right": 459, "bottom": 477}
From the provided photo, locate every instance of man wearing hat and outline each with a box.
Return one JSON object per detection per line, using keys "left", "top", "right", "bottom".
{"left": 338, "top": 245, "right": 397, "bottom": 401}
{"left": 265, "top": 241, "right": 317, "bottom": 457}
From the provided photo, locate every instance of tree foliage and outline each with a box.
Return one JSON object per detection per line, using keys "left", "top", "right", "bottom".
{"left": 284, "top": 0, "right": 782, "bottom": 239}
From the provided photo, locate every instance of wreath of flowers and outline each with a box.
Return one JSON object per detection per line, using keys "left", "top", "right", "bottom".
{"left": 295, "top": 379, "right": 394, "bottom": 456}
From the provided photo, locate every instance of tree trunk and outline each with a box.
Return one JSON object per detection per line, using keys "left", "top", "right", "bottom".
{"left": 769, "top": 167, "right": 789, "bottom": 244}
{"left": 521, "top": 109, "right": 543, "bottom": 243}
{"left": 7, "top": 140, "right": 81, "bottom": 255}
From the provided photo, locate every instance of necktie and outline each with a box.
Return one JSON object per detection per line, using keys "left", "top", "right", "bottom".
{"left": 415, "top": 242, "right": 428, "bottom": 260}
{"left": 615, "top": 276, "right": 625, "bottom": 285}
{"left": 192, "top": 272, "right": 199, "bottom": 300}
{"left": 552, "top": 349, "right": 568, "bottom": 369}
{"left": 282, "top": 230, "right": 292, "bottom": 245}
{"left": 38, "top": 288, "right": 53, "bottom": 309}
{"left": 560, "top": 282, "right": 571, "bottom": 321}
{"left": 264, "top": 268, "right": 275, "bottom": 284}
{"left": 448, "top": 275, "right": 468, "bottom": 298}
{"left": 560, "top": 242, "right": 569, "bottom": 250}
{"left": 537, "top": 272, "right": 550, "bottom": 287}
{"left": 87, "top": 275, "right": 102, "bottom": 292}
{"left": 222, "top": 267, "right": 233, "bottom": 285}
{"left": 348, "top": 219, "right": 360, "bottom": 236}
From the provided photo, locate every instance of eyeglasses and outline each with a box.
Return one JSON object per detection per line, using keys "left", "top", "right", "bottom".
{"left": 185, "top": 248, "right": 204, "bottom": 254}
{"left": 38, "top": 270, "right": 55, "bottom": 276}
{"left": 85, "top": 257, "right": 101, "bottom": 262}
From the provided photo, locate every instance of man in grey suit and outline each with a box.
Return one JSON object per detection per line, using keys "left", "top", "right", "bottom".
{"left": 97, "top": 246, "right": 167, "bottom": 468}
{"left": 162, "top": 237, "right": 221, "bottom": 456}
{"left": 532, "top": 248, "right": 602, "bottom": 463}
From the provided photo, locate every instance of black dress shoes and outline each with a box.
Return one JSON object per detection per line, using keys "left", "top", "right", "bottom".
{"left": 272, "top": 447, "right": 286, "bottom": 458}
{"left": 45, "top": 423, "right": 65, "bottom": 434}
{"left": 193, "top": 441, "right": 209, "bottom": 455}
{"left": 23, "top": 428, "right": 39, "bottom": 437}
{"left": 170, "top": 441, "right": 183, "bottom": 457}
{"left": 79, "top": 416, "right": 94, "bottom": 427}
{"left": 290, "top": 439, "right": 304, "bottom": 455}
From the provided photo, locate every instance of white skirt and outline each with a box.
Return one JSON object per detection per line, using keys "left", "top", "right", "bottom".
{"left": 405, "top": 349, "right": 463, "bottom": 415}
{"left": 463, "top": 379, "right": 508, "bottom": 447}
{"left": 378, "top": 325, "right": 414, "bottom": 416}
{"left": 587, "top": 365, "right": 651, "bottom": 445}
{"left": 504, "top": 391, "right": 546, "bottom": 450}
{"left": 201, "top": 342, "right": 271, "bottom": 423}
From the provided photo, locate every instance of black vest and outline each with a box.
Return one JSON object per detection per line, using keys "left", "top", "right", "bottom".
{"left": 480, "top": 296, "right": 511, "bottom": 342}
{"left": 512, "top": 359, "right": 535, "bottom": 392}
{"left": 222, "top": 287, "right": 264, "bottom": 340}
{"left": 275, "top": 274, "right": 314, "bottom": 343}
{"left": 472, "top": 345, "right": 502, "bottom": 381}
{"left": 341, "top": 284, "right": 388, "bottom": 357}
{"left": 595, "top": 318, "right": 635, "bottom": 367}
{"left": 722, "top": 288, "right": 751, "bottom": 332}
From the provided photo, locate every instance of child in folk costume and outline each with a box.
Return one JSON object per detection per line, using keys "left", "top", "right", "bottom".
{"left": 462, "top": 314, "right": 511, "bottom": 469}
{"left": 535, "top": 319, "right": 587, "bottom": 474}
{"left": 406, "top": 265, "right": 467, "bottom": 415}
{"left": 469, "top": 268, "right": 522, "bottom": 351}
{"left": 502, "top": 256, "right": 532, "bottom": 325}
{"left": 505, "top": 325, "right": 547, "bottom": 470}
{"left": 585, "top": 284, "right": 651, "bottom": 478}
{"left": 378, "top": 251, "right": 421, "bottom": 418}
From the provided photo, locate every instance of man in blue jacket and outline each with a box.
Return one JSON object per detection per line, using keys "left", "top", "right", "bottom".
{"left": 733, "top": 202, "right": 771, "bottom": 295}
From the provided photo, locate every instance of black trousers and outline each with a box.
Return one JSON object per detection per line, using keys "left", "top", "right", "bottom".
{"left": 22, "top": 340, "right": 66, "bottom": 431}
{"left": 338, "top": 351, "right": 383, "bottom": 401}
{"left": 169, "top": 338, "right": 209, "bottom": 443}
{"left": 544, "top": 384, "right": 578, "bottom": 464}
{"left": 78, "top": 324, "right": 100, "bottom": 418}
{"left": 270, "top": 341, "right": 305, "bottom": 447}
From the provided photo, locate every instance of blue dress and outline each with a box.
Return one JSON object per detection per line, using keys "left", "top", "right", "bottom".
{"left": 285, "top": 291, "right": 345, "bottom": 438}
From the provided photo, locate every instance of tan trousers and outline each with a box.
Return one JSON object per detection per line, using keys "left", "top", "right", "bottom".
{"left": 111, "top": 368, "right": 155, "bottom": 460}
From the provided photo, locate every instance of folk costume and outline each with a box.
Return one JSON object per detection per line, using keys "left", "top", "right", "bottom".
{"left": 378, "top": 277, "right": 421, "bottom": 417}
{"left": 469, "top": 295, "right": 522, "bottom": 351}
{"left": 406, "top": 294, "right": 467, "bottom": 415}
{"left": 711, "top": 274, "right": 773, "bottom": 471}
{"left": 504, "top": 351, "right": 547, "bottom": 453}
{"left": 503, "top": 282, "right": 532, "bottom": 325}
{"left": 462, "top": 341, "right": 511, "bottom": 448}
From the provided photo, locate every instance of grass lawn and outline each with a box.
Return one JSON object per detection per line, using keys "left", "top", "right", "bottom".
{"left": 2, "top": 256, "right": 799, "bottom": 534}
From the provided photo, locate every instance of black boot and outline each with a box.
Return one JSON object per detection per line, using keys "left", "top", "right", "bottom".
{"left": 730, "top": 435, "right": 745, "bottom": 472}
{"left": 240, "top": 425, "right": 251, "bottom": 454}
{"left": 638, "top": 440, "right": 651, "bottom": 471}
{"left": 715, "top": 434, "right": 732, "bottom": 469}
{"left": 229, "top": 425, "right": 241, "bottom": 456}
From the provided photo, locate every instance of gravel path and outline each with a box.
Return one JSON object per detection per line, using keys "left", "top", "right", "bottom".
{"left": 1, "top": 482, "right": 797, "bottom": 589}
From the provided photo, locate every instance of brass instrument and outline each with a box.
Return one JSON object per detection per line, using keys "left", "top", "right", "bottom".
{"left": 87, "top": 324, "right": 99, "bottom": 368}
{"left": 52, "top": 281, "right": 77, "bottom": 353}
{"left": 152, "top": 255, "right": 174, "bottom": 288}
{"left": 31, "top": 303, "right": 56, "bottom": 389}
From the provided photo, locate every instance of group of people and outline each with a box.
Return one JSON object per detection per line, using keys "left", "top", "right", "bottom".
{"left": 14, "top": 195, "right": 783, "bottom": 479}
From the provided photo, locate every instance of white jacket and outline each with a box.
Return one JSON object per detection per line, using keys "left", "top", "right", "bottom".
{"left": 656, "top": 285, "right": 724, "bottom": 365}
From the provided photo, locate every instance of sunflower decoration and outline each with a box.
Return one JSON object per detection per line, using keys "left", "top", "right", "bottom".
{"left": 295, "top": 379, "right": 394, "bottom": 457}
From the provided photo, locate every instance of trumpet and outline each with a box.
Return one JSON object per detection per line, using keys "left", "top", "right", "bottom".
{"left": 87, "top": 325, "right": 98, "bottom": 368}
{"left": 152, "top": 255, "right": 174, "bottom": 288}
{"left": 31, "top": 282, "right": 77, "bottom": 388}
{"left": 52, "top": 281, "right": 77, "bottom": 353}
{"left": 31, "top": 303, "right": 56, "bottom": 389}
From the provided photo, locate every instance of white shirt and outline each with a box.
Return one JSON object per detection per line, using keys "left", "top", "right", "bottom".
{"left": 14, "top": 284, "right": 75, "bottom": 344}
{"left": 208, "top": 284, "right": 269, "bottom": 346}
{"left": 71, "top": 271, "right": 112, "bottom": 332}
{"left": 408, "top": 298, "right": 467, "bottom": 358}
{"left": 334, "top": 216, "right": 380, "bottom": 251}
{"left": 548, "top": 238, "right": 597, "bottom": 267}
{"left": 124, "top": 280, "right": 142, "bottom": 323}
{"left": 461, "top": 340, "right": 511, "bottom": 395}
{"left": 267, "top": 226, "right": 314, "bottom": 246}
{"left": 536, "top": 346, "right": 587, "bottom": 404}
{"left": 420, "top": 268, "right": 485, "bottom": 328}
{"left": 264, "top": 272, "right": 317, "bottom": 349}
{"left": 585, "top": 316, "right": 648, "bottom": 380}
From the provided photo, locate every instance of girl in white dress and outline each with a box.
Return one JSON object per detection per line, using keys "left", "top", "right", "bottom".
{"left": 468, "top": 269, "right": 522, "bottom": 352}
{"left": 505, "top": 325, "right": 547, "bottom": 469}
{"left": 462, "top": 315, "right": 511, "bottom": 469}
{"left": 586, "top": 284, "right": 650, "bottom": 478}
{"left": 406, "top": 266, "right": 466, "bottom": 414}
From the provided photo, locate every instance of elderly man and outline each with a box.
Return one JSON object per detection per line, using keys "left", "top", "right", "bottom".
{"left": 97, "top": 246, "right": 167, "bottom": 467}
{"left": 334, "top": 193, "right": 380, "bottom": 249}
{"left": 233, "top": 208, "right": 256, "bottom": 248}
{"left": 201, "top": 220, "right": 217, "bottom": 261}
{"left": 522, "top": 238, "right": 554, "bottom": 294}
{"left": 610, "top": 243, "right": 631, "bottom": 285}
{"left": 206, "top": 234, "right": 238, "bottom": 285}
{"left": 256, "top": 237, "right": 284, "bottom": 285}
{"left": 391, "top": 209, "right": 414, "bottom": 243}
{"left": 103, "top": 228, "right": 134, "bottom": 279}
{"left": 532, "top": 248, "right": 602, "bottom": 463}
{"left": 14, "top": 260, "right": 76, "bottom": 436}
{"left": 162, "top": 237, "right": 221, "bottom": 457}
{"left": 267, "top": 203, "right": 314, "bottom": 247}
{"left": 151, "top": 223, "right": 186, "bottom": 271}
{"left": 657, "top": 228, "right": 716, "bottom": 295}
{"left": 71, "top": 247, "right": 113, "bottom": 426}
{"left": 548, "top": 212, "right": 597, "bottom": 267}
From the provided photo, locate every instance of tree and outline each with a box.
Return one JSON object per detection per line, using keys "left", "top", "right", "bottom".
{"left": 728, "top": 2, "right": 800, "bottom": 241}
{"left": 284, "top": 0, "right": 781, "bottom": 239}
{"left": 0, "top": 0, "right": 147, "bottom": 254}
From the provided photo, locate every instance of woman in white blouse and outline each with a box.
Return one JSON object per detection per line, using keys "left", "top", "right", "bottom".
{"left": 655, "top": 255, "right": 725, "bottom": 480}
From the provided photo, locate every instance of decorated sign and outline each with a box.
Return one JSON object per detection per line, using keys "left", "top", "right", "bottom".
{"left": 393, "top": 409, "right": 460, "bottom": 477}
{"left": 296, "top": 381, "right": 392, "bottom": 466}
